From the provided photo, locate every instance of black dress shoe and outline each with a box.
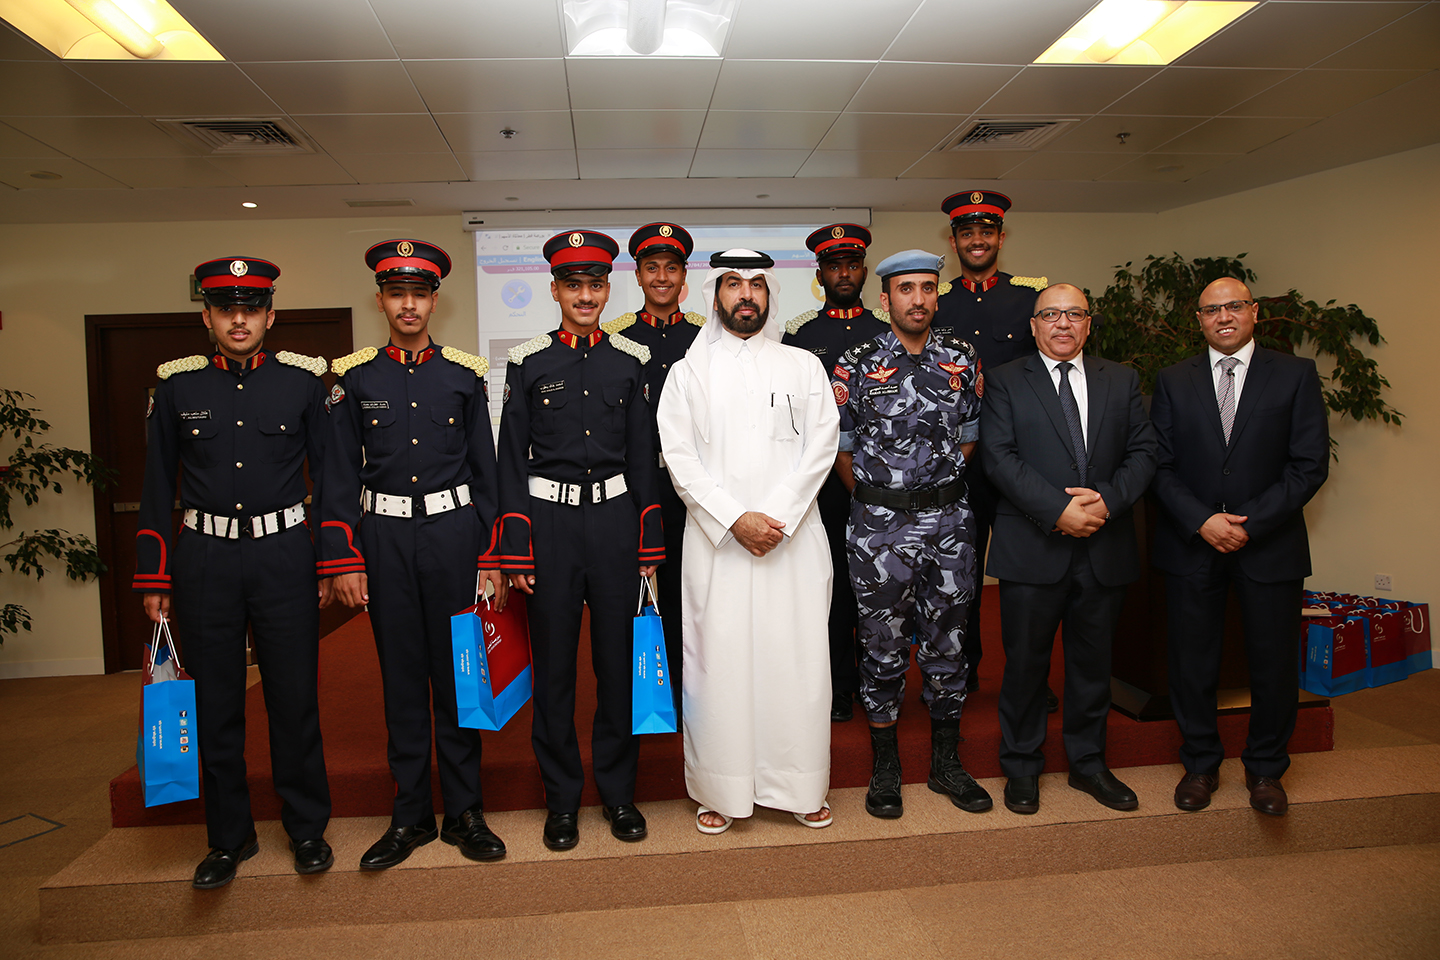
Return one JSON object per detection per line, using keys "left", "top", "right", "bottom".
{"left": 1174, "top": 771, "right": 1220, "bottom": 812}
{"left": 1046, "top": 685, "right": 1059, "bottom": 713}
{"left": 602, "top": 803, "right": 648, "bottom": 842}
{"left": 193, "top": 832, "right": 259, "bottom": 890}
{"left": 289, "top": 837, "right": 334, "bottom": 875}
{"left": 543, "top": 811, "right": 579, "bottom": 851}
{"left": 1068, "top": 769, "right": 1139, "bottom": 811}
{"left": 1004, "top": 776, "right": 1039, "bottom": 815}
{"left": 441, "top": 808, "right": 507, "bottom": 862}
{"left": 359, "top": 821, "right": 438, "bottom": 870}
{"left": 830, "top": 691, "right": 854, "bottom": 722}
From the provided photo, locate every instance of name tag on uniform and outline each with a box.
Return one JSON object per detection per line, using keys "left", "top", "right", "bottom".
{"left": 808, "top": 346, "right": 827, "bottom": 357}
{"left": 539, "top": 380, "right": 565, "bottom": 394}
{"left": 868, "top": 384, "right": 901, "bottom": 397}
{"left": 360, "top": 400, "right": 389, "bottom": 410}
{"left": 178, "top": 410, "right": 211, "bottom": 420}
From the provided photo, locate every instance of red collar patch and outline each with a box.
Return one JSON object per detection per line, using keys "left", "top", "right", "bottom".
{"left": 959, "top": 276, "right": 1000, "bottom": 293}
{"left": 865, "top": 365, "right": 899, "bottom": 383}
{"left": 213, "top": 351, "right": 266, "bottom": 372}
{"left": 824, "top": 306, "right": 865, "bottom": 320}
{"left": 639, "top": 310, "right": 682, "bottom": 328}
{"left": 556, "top": 329, "right": 603, "bottom": 349}
{"left": 385, "top": 345, "right": 436, "bottom": 365}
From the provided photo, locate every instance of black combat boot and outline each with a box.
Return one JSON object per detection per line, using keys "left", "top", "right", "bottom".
{"left": 928, "top": 717, "right": 993, "bottom": 813}
{"left": 865, "top": 724, "right": 904, "bottom": 819}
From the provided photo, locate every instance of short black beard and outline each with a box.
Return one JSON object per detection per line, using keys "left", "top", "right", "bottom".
{"left": 823, "top": 283, "right": 862, "bottom": 309}
{"left": 719, "top": 299, "right": 768, "bottom": 335}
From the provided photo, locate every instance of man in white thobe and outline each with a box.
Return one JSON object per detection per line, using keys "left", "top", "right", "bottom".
{"left": 657, "top": 249, "right": 840, "bottom": 832}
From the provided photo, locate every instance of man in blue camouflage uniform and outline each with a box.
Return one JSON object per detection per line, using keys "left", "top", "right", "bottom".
{"left": 832, "top": 250, "right": 992, "bottom": 820}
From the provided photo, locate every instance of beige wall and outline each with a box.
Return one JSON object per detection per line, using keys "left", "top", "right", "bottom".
{"left": 1, "top": 144, "right": 1436, "bottom": 675}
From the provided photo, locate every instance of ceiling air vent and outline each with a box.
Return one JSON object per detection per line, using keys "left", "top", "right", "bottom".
{"left": 947, "top": 119, "right": 1075, "bottom": 151}
{"left": 345, "top": 198, "right": 416, "bottom": 208}
{"left": 160, "top": 119, "right": 314, "bottom": 155}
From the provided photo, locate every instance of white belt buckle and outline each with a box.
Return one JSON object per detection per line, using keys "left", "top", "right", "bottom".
{"left": 426, "top": 489, "right": 455, "bottom": 514}
{"left": 377, "top": 493, "right": 412, "bottom": 518}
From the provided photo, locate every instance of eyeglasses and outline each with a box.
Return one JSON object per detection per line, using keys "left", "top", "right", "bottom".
{"left": 1197, "top": 299, "right": 1255, "bottom": 318}
{"left": 1034, "top": 308, "right": 1090, "bottom": 323}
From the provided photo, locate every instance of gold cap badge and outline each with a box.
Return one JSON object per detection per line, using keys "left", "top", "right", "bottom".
{"left": 831, "top": 226, "right": 845, "bottom": 239}
{"left": 230, "top": 260, "right": 248, "bottom": 277}
{"left": 658, "top": 224, "right": 673, "bottom": 237}
{"left": 569, "top": 232, "right": 584, "bottom": 247}
{"left": 397, "top": 240, "right": 413, "bottom": 257}
{"left": 970, "top": 191, "right": 983, "bottom": 204}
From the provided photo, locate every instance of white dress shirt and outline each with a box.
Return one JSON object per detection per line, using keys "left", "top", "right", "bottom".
{"left": 1207, "top": 338, "right": 1256, "bottom": 404}
{"left": 1040, "top": 350, "right": 1088, "bottom": 447}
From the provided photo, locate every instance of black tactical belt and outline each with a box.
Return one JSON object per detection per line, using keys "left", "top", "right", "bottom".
{"left": 853, "top": 480, "right": 966, "bottom": 511}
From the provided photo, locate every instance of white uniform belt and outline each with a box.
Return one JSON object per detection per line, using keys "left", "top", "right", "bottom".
{"left": 528, "top": 473, "right": 627, "bottom": 506}
{"left": 361, "top": 483, "right": 471, "bottom": 519}
{"left": 183, "top": 503, "right": 306, "bottom": 540}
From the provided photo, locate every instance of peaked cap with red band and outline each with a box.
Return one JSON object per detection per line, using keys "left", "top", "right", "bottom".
{"left": 194, "top": 256, "right": 280, "bottom": 307}
{"left": 941, "top": 189, "right": 1012, "bottom": 228}
{"left": 806, "top": 223, "right": 871, "bottom": 262}
{"left": 628, "top": 222, "right": 694, "bottom": 263}
{"left": 543, "top": 229, "right": 619, "bottom": 278}
{"left": 365, "top": 238, "right": 451, "bottom": 289}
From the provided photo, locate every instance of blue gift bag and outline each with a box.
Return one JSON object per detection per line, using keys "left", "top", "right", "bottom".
{"left": 452, "top": 586, "right": 532, "bottom": 731}
{"left": 633, "top": 577, "right": 677, "bottom": 735}
{"left": 136, "top": 619, "right": 201, "bottom": 807}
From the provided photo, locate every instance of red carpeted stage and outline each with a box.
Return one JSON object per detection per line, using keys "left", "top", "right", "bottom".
{"left": 110, "top": 586, "right": 1333, "bottom": 827}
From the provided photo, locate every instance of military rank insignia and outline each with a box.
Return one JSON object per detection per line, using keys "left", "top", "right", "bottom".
{"left": 865, "top": 366, "right": 898, "bottom": 384}
{"left": 326, "top": 383, "right": 345, "bottom": 412}
{"left": 938, "top": 361, "right": 969, "bottom": 391}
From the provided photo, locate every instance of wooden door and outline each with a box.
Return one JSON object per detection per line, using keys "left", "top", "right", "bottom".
{"left": 85, "top": 308, "right": 355, "bottom": 673}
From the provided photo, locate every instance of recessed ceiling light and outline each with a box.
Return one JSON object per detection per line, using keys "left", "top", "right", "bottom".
{"left": 1035, "top": 0, "right": 1255, "bottom": 65}
{"left": 241, "top": 201, "right": 258, "bottom": 208}
{"left": 0, "top": 0, "right": 222, "bottom": 60}
{"left": 28, "top": 170, "right": 62, "bottom": 180}
{"left": 562, "top": 0, "right": 736, "bottom": 57}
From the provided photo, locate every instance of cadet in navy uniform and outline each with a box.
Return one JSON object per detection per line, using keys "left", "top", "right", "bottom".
{"left": 319, "top": 239, "right": 508, "bottom": 868}
{"left": 933, "top": 191, "right": 1051, "bottom": 704}
{"left": 600, "top": 222, "right": 704, "bottom": 711}
{"left": 783, "top": 224, "right": 886, "bottom": 723}
{"left": 831, "top": 250, "right": 992, "bottom": 820}
{"left": 495, "top": 230, "right": 664, "bottom": 852}
{"left": 136, "top": 256, "right": 332, "bottom": 888}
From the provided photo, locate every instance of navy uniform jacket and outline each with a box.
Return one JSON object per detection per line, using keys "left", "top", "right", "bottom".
{"left": 933, "top": 271, "right": 1042, "bottom": 369}
{"left": 134, "top": 350, "right": 327, "bottom": 593}
{"left": 315, "top": 342, "right": 498, "bottom": 578}
{"left": 492, "top": 328, "right": 664, "bottom": 573}
{"left": 783, "top": 305, "right": 887, "bottom": 365}
{"left": 602, "top": 308, "right": 705, "bottom": 445}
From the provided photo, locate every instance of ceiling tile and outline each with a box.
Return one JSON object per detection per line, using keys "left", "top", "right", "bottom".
{"left": 1319, "top": 4, "right": 1440, "bottom": 69}
{"left": 456, "top": 151, "right": 578, "bottom": 181}
{"left": 433, "top": 112, "right": 575, "bottom": 152}
{"left": 241, "top": 61, "right": 425, "bottom": 115}
{"left": 5, "top": 117, "right": 203, "bottom": 158}
{"left": 292, "top": 114, "right": 451, "bottom": 154}
{"left": 180, "top": 0, "right": 398, "bottom": 62}
{"left": 818, "top": 113, "right": 965, "bottom": 151}
{"left": 572, "top": 110, "right": 705, "bottom": 150}
{"left": 1101, "top": 153, "right": 1236, "bottom": 182}
{"left": 690, "top": 149, "right": 812, "bottom": 177}
{"left": 979, "top": 65, "right": 1160, "bottom": 116}
{"left": 333, "top": 153, "right": 466, "bottom": 184}
{"left": 0, "top": 63, "right": 132, "bottom": 116}
{"left": 795, "top": 151, "right": 927, "bottom": 178}
{"left": 1178, "top": 2, "right": 1421, "bottom": 69}
{"left": 0, "top": 22, "right": 56, "bottom": 60}
{"left": 203, "top": 154, "right": 357, "bottom": 186}
{"left": 576, "top": 149, "right": 693, "bottom": 178}
{"left": 1046, "top": 115, "right": 1204, "bottom": 153}
{"left": 0, "top": 122, "right": 66, "bottom": 159}
{"left": 83, "top": 158, "right": 245, "bottom": 189}
{"left": 725, "top": 0, "right": 924, "bottom": 60}
{"left": 405, "top": 60, "right": 570, "bottom": 113}
{"left": 885, "top": 0, "right": 1097, "bottom": 65}
{"left": 1155, "top": 116, "right": 1315, "bottom": 155}
{"left": 899, "top": 151, "right": 1031, "bottom": 179}
{"left": 370, "top": 0, "right": 563, "bottom": 59}
{"left": 1225, "top": 68, "right": 1429, "bottom": 118}
{"left": 1104, "top": 68, "right": 1297, "bottom": 116}
{"left": 847, "top": 63, "right": 1020, "bottom": 115}
{"left": 1000, "top": 152, "right": 1131, "bottom": 181}
{"left": 566, "top": 58, "right": 722, "bottom": 110}
{"left": 0, "top": 158, "right": 128, "bottom": 189}
{"left": 697, "top": 111, "right": 839, "bottom": 150}
{"left": 65, "top": 62, "right": 280, "bottom": 118}
{"left": 710, "top": 60, "right": 875, "bottom": 111}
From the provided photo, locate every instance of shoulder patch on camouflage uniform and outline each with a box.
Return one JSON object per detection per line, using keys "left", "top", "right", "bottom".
{"left": 684, "top": 311, "right": 706, "bottom": 327}
{"left": 938, "top": 280, "right": 953, "bottom": 296}
{"left": 601, "top": 312, "right": 637, "bottom": 334}
{"left": 784, "top": 309, "right": 818, "bottom": 336}
{"left": 156, "top": 355, "right": 208, "bottom": 380}
{"left": 331, "top": 346, "right": 378, "bottom": 377}
{"left": 507, "top": 333, "right": 551, "bottom": 366}
{"left": 609, "top": 332, "right": 651, "bottom": 365}
{"left": 276, "top": 350, "right": 327, "bottom": 377}
{"left": 936, "top": 334, "right": 979, "bottom": 360}
{"left": 1010, "top": 275, "right": 1048, "bottom": 290}
{"left": 440, "top": 345, "right": 489, "bottom": 378}
{"left": 839, "top": 335, "right": 887, "bottom": 367}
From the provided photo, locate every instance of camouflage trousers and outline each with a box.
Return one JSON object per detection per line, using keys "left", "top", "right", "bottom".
{"left": 848, "top": 500, "right": 975, "bottom": 724}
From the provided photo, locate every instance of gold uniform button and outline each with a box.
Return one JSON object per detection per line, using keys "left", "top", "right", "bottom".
{"left": 586, "top": 469, "right": 592, "bottom": 475}
{"left": 279, "top": 425, "right": 286, "bottom": 431}
{"left": 584, "top": 390, "right": 589, "bottom": 396}
{"left": 974, "top": 330, "right": 980, "bottom": 336}
{"left": 236, "top": 462, "right": 243, "bottom": 468}
{"left": 411, "top": 402, "right": 417, "bottom": 408}
{"left": 585, "top": 429, "right": 591, "bottom": 436}
{"left": 371, "top": 419, "right": 379, "bottom": 426}
{"left": 409, "top": 368, "right": 415, "bottom": 374}
{"left": 411, "top": 438, "right": 418, "bottom": 445}
{"left": 411, "top": 476, "right": 418, "bottom": 483}
{"left": 235, "top": 503, "right": 243, "bottom": 510}
{"left": 191, "top": 428, "right": 200, "bottom": 436}
{"left": 236, "top": 420, "right": 243, "bottom": 426}
{"left": 1007, "top": 333, "right": 1013, "bottom": 339}
{"left": 448, "top": 418, "right": 454, "bottom": 424}
{"left": 543, "top": 398, "right": 550, "bottom": 405}
{"left": 662, "top": 363, "right": 667, "bottom": 369}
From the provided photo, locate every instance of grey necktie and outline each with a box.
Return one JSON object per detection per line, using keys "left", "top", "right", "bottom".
{"left": 1057, "top": 361, "right": 1087, "bottom": 487}
{"left": 1217, "top": 356, "right": 1240, "bottom": 444}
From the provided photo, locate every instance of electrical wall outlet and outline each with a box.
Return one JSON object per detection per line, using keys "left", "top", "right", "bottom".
{"left": 1375, "top": 573, "right": 1393, "bottom": 592}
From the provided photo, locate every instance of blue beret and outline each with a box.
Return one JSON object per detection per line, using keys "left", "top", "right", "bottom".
{"left": 875, "top": 249, "right": 944, "bottom": 280}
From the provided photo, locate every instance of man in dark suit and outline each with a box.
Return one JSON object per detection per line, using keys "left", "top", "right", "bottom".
{"left": 982, "top": 284, "right": 1157, "bottom": 815}
{"left": 1151, "top": 277, "right": 1329, "bottom": 817}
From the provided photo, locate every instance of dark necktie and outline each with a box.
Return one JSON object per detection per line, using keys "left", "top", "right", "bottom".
{"left": 1057, "top": 361, "right": 1087, "bottom": 487}
{"left": 1217, "top": 356, "right": 1240, "bottom": 445}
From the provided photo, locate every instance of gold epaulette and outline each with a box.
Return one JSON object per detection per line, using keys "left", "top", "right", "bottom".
{"left": 684, "top": 311, "right": 706, "bottom": 327}
{"left": 1011, "top": 275, "right": 1048, "bottom": 290}
{"left": 609, "top": 332, "right": 651, "bottom": 365}
{"left": 156, "top": 355, "right": 208, "bottom": 380}
{"left": 441, "top": 345, "right": 489, "bottom": 378}
{"left": 938, "top": 281, "right": 953, "bottom": 296}
{"left": 331, "top": 346, "right": 378, "bottom": 377}
{"left": 871, "top": 307, "right": 891, "bottom": 323}
{"left": 276, "top": 350, "right": 327, "bottom": 377}
{"left": 507, "top": 333, "right": 551, "bottom": 366}
{"left": 785, "top": 309, "right": 818, "bottom": 336}
{"left": 601, "top": 313, "right": 637, "bottom": 334}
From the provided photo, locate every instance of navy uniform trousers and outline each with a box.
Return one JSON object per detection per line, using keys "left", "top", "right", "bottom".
{"left": 173, "top": 523, "right": 329, "bottom": 850}
{"left": 527, "top": 495, "right": 641, "bottom": 813}
{"left": 360, "top": 506, "right": 484, "bottom": 827}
